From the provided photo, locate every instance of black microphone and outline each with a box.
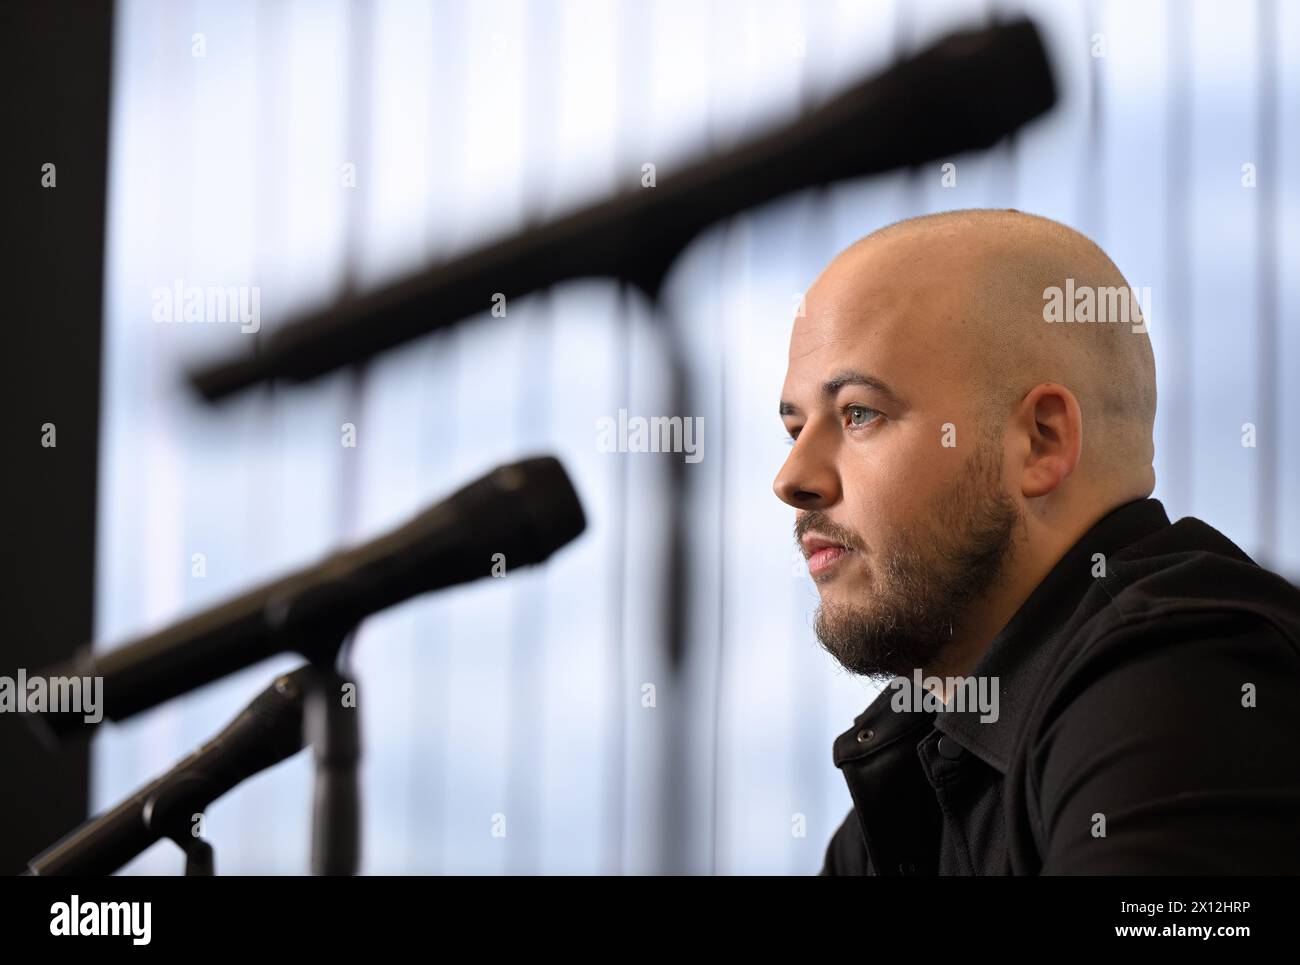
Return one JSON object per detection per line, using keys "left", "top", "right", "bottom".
{"left": 31, "top": 455, "right": 586, "bottom": 741}
{"left": 25, "top": 666, "right": 310, "bottom": 876}
{"left": 190, "top": 18, "right": 1057, "bottom": 400}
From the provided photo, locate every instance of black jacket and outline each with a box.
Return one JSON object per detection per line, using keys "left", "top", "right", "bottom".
{"left": 821, "top": 498, "right": 1300, "bottom": 874}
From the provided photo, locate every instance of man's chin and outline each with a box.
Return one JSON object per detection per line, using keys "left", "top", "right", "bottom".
{"left": 813, "top": 597, "right": 947, "bottom": 680}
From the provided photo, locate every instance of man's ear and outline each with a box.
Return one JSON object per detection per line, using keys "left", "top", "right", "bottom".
{"left": 1017, "top": 383, "right": 1083, "bottom": 499}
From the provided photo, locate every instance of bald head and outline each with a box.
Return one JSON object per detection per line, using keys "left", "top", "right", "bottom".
{"left": 777, "top": 210, "right": 1159, "bottom": 679}
{"left": 819, "top": 209, "right": 1156, "bottom": 493}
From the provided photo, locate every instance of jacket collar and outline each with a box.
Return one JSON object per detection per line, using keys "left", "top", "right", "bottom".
{"left": 834, "top": 497, "right": 1173, "bottom": 774}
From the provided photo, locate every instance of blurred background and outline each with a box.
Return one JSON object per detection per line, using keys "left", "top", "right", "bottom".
{"left": 5, "top": 0, "right": 1300, "bottom": 875}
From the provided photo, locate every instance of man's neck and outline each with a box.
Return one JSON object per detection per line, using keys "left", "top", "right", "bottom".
{"left": 924, "top": 510, "right": 1099, "bottom": 695}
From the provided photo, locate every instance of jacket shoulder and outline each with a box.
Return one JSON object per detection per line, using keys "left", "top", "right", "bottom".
{"left": 820, "top": 808, "right": 871, "bottom": 875}
{"left": 1101, "top": 517, "right": 1300, "bottom": 634}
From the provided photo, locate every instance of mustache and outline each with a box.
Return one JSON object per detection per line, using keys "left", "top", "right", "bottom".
{"left": 794, "top": 511, "right": 863, "bottom": 552}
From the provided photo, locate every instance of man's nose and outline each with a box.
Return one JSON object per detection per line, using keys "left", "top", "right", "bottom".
{"left": 773, "top": 432, "right": 840, "bottom": 509}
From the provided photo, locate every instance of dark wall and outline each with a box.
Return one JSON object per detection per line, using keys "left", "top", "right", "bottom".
{"left": 0, "top": 1, "right": 114, "bottom": 874}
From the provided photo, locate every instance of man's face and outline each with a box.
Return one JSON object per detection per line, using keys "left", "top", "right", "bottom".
{"left": 774, "top": 237, "right": 1022, "bottom": 680}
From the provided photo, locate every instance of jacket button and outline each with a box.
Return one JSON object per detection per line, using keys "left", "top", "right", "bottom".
{"left": 856, "top": 727, "right": 875, "bottom": 743}
{"left": 937, "top": 735, "right": 964, "bottom": 760}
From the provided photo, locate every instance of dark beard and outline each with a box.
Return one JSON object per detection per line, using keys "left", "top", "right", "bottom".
{"left": 809, "top": 441, "right": 1021, "bottom": 681}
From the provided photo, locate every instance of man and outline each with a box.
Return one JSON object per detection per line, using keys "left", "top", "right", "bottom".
{"left": 774, "top": 209, "right": 1300, "bottom": 874}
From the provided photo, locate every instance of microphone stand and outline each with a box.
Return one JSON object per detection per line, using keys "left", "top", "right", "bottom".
{"left": 140, "top": 773, "right": 220, "bottom": 876}
{"left": 302, "top": 633, "right": 361, "bottom": 876}
{"left": 24, "top": 633, "right": 365, "bottom": 876}
{"left": 24, "top": 667, "right": 311, "bottom": 876}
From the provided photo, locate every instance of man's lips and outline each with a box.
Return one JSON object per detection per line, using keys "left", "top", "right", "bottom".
{"left": 801, "top": 535, "right": 855, "bottom": 577}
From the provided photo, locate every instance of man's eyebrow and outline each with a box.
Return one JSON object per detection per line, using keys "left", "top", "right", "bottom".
{"left": 822, "top": 369, "right": 903, "bottom": 401}
{"left": 779, "top": 370, "right": 902, "bottom": 416}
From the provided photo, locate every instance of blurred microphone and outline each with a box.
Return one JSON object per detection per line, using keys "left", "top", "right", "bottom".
{"left": 191, "top": 17, "right": 1057, "bottom": 400}
{"left": 25, "top": 667, "right": 309, "bottom": 876}
{"left": 31, "top": 455, "right": 586, "bottom": 741}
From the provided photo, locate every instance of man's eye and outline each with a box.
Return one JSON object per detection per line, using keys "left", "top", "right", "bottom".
{"left": 845, "top": 405, "right": 879, "bottom": 428}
